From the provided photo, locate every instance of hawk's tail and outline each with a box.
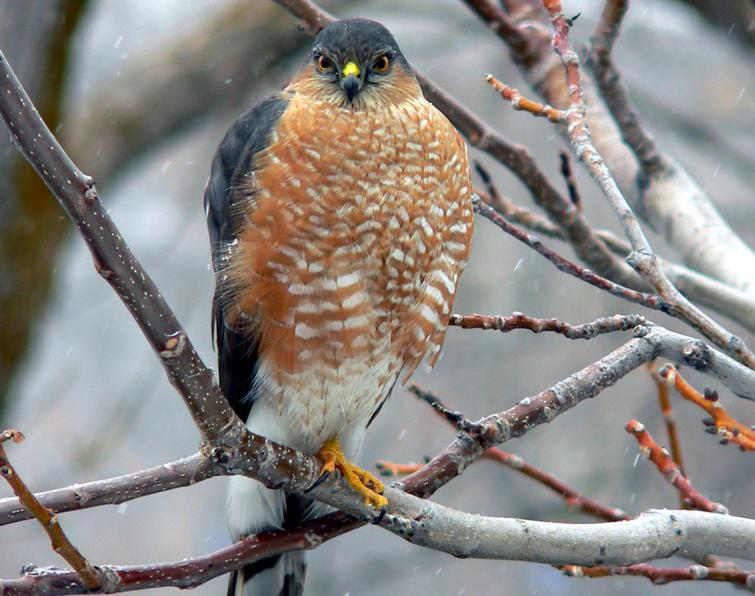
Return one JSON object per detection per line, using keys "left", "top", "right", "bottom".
{"left": 227, "top": 479, "right": 321, "bottom": 596}
{"left": 227, "top": 551, "right": 306, "bottom": 596}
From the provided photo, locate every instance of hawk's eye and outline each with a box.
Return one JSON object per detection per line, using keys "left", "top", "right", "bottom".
{"left": 372, "top": 54, "right": 390, "bottom": 74}
{"left": 316, "top": 54, "right": 334, "bottom": 72}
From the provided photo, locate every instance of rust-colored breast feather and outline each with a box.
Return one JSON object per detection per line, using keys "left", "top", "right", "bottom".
{"left": 228, "top": 82, "right": 473, "bottom": 389}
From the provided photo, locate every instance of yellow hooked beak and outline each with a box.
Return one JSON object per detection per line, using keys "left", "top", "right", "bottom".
{"left": 340, "top": 61, "right": 363, "bottom": 102}
{"left": 342, "top": 61, "right": 361, "bottom": 78}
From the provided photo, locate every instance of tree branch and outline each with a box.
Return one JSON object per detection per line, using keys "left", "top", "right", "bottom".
{"left": 0, "top": 453, "right": 219, "bottom": 527}
{"left": 625, "top": 421, "right": 726, "bottom": 513}
{"left": 540, "top": 0, "right": 755, "bottom": 370}
{"left": 450, "top": 311, "right": 647, "bottom": 340}
{"left": 0, "top": 430, "right": 103, "bottom": 590}
{"left": 660, "top": 365, "right": 755, "bottom": 451}
{"left": 561, "top": 562, "right": 755, "bottom": 589}
{"left": 648, "top": 363, "right": 686, "bottom": 478}
{"left": 474, "top": 198, "right": 666, "bottom": 311}
{"left": 0, "top": 512, "right": 359, "bottom": 594}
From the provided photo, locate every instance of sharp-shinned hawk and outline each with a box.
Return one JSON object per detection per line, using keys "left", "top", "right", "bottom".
{"left": 204, "top": 18, "right": 473, "bottom": 596}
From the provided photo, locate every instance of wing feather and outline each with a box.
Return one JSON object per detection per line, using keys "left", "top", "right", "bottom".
{"left": 205, "top": 94, "right": 289, "bottom": 423}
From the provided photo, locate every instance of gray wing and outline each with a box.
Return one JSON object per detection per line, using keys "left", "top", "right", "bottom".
{"left": 204, "top": 93, "right": 288, "bottom": 423}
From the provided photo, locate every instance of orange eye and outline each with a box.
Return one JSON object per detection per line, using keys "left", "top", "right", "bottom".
{"left": 317, "top": 54, "right": 333, "bottom": 72}
{"left": 373, "top": 54, "right": 390, "bottom": 74}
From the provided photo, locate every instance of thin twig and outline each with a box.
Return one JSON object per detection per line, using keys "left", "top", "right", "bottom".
{"left": 625, "top": 420, "right": 727, "bottom": 513}
{"left": 0, "top": 430, "right": 103, "bottom": 590}
{"left": 449, "top": 312, "right": 647, "bottom": 340}
{"left": 660, "top": 365, "right": 755, "bottom": 452}
{"left": 404, "top": 386, "right": 630, "bottom": 522}
{"left": 485, "top": 74, "right": 564, "bottom": 122}
{"left": 473, "top": 165, "right": 563, "bottom": 237}
{"left": 647, "top": 363, "right": 685, "bottom": 477}
{"left": 561, "top": 562, "right": 755, "bottom": 589}
{"left": 0, "top": 512, "right": 358, "bottom": 594}
{"left": 474, "top": 198, "right": 667, "bottom": 311}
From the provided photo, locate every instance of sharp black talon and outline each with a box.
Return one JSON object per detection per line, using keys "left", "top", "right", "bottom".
{"left": 306, "top": 471, "right": 330, "bottom": 493}
{"left": 372, "top": 506, "right": 387, "bottom": 525}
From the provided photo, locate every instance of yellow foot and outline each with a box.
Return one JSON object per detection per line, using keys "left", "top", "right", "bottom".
{"left": 316, "top": 437, "right": 388, "bottom": 509}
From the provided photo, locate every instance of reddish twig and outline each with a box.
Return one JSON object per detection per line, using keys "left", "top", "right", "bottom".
{"left": 485, "top": 74, "right": 564, "bottom": 122}
{"left": 660, "top": 365, "right": 755, "bottom": 452}
{"left": 376, "top": 460, "right": 425, "bottom": 477}
{"left": 406, "top": 386, "right": 629, "bottom": 522}
{"left": 449, "top": 312, "right": 647, "bottom": 340}
{"left": 474, "top": 198, "right": 667, "bottom": 312}
{"left": 625, "top": 420, "right": 727, "bottom": 513}
{"left": 561, "top": 562, "right": 755, "bottom": 588}
{"left": 473, "top": 164, "right": 563, "bottom": 238}
{"left": 0, "top": 430, "right": 103, "bottom": 590}
{"left": 647, "top": 363, "right": 685, "bottom": 477}
{"left": 1, "top": 512, "right": 358, "bottom": 594}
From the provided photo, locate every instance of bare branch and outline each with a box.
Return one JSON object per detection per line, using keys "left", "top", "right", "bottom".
{"left": 477, "top": 171, "right": 755, "bottom": 334}
{"left": 648, "top": 363, "right": 686, "bottom": 478}
{"left": 0, "top": 512, "right": 358, "bottom": 594}
{"left": 562, "top": 562, "right": 755, "bottom": 589}
{"left": 586, "top": 0, "right": 664, "bottom": 177}
{"left": 558, "top": 150, "right": 581, "bottom": 210}
{"left": 450, "top": 311, "right": 647, "bottom": 340}
{"left": 472, "top": 0, "right": 755, "bottom": 295}
{"left": 400, "top": 387, "right": 630, "bottom": 522}
{"left": 474, "top": 198, "right": 666, "bottom": 311}
{"left": 539, "top": 0, "right": 755, "bottom": 370}
{"left": 0, "top": 430, "right": 103, "bottom": 590}
{"left": 485, "top": 73, "right": 564, "bottom": 122}
{"left": 660, "top": 365, "right": 755, "bottom": 451}
{"left": 0, "top": 453, "right": 218, "bottom": 527}
{"left": 377, "top": 504, "right": 755, "bottom": 563}
{"left": 625, "top": 421, "right": 727, "bottom": 513}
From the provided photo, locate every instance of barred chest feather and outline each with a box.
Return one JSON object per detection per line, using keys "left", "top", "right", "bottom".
{"left": 227, "top": 93, "right": 473, "bottom": 452}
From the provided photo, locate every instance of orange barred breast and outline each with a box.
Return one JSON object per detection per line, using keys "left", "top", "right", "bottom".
{"left": 228, "top": 92, "right": 473, "bottom": 391}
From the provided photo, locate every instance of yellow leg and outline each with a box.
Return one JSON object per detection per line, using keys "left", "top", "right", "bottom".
{"left": 316, "top": 437, "right": 388, "bottom": 509}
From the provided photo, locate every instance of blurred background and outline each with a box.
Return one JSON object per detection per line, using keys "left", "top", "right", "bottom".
{"left": 1, "top": 0, "right": 753, "bottom": 594}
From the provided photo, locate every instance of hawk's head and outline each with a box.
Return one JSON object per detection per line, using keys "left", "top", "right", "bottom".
{"left": 295, "top": 18, "right": 420, "bottom": 108}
